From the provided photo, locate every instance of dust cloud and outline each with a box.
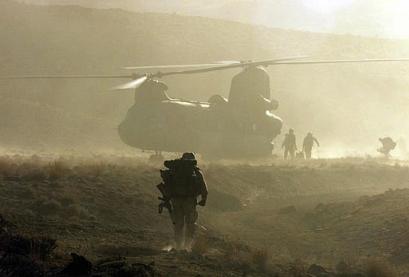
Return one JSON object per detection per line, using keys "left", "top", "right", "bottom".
{"left": 3, "top": 1, "right": 409, "bottom": 276}
{"left": 1, "top": 1, "right": 409, "bottom": 158}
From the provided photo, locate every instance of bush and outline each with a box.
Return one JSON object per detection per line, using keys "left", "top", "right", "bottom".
{"left": 0, "top": 215, "right": 56, "bottom": 277}
{"left": 0, "top": 158, "right": 17, "bottom": 178}
{"left": 365, "top": 259, "right": 396, "bottom": 277}
{"left": 47, "top": 160, "right": 70, "bottom": 180}
{"left": 251, "top": 248, "right": 270, "bottom": 272}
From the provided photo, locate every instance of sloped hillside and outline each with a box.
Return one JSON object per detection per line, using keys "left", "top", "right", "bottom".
{"left": 1, "top": 156, "right": 409, "bottom": 275}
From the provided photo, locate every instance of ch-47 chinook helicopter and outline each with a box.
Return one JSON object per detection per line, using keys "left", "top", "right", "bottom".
{"left": 3, "top": 57, "right": 409, "bottom": 159}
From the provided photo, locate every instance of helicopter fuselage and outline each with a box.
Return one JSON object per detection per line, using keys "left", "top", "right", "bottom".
{"left": 118, "top": 82, "right": 283, "bottom": 158}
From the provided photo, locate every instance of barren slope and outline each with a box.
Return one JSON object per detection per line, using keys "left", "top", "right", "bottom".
{"left": 1, "top": 156, "right": 409, "bottom": 275}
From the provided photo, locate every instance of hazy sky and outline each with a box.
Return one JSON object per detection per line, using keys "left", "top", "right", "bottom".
{"left": 18, "top": 0, "right": 409, "bottom": 39}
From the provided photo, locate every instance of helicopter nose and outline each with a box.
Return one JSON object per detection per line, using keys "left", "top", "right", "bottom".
{"left": 117, "top": 120, "right": 129, "bottom": 143}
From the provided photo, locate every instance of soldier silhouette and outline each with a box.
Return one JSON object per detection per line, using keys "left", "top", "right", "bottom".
{"left": 303, "top": 132, "right": 320, "bottom": 159}
{"left": 282, "top": 129, "right": 297, "bottom": 159}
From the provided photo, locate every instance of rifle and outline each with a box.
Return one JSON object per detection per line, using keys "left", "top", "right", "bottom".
{"left": 157, "top": 182, "right": 174, "bottom": 223}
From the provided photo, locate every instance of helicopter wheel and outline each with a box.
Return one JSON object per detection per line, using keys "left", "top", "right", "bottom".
{"left": 149, "top": 151, "right": 164, "bottom": 163}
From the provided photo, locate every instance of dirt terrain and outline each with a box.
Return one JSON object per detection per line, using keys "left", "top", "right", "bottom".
{"left": 0, "top": 154, "right": 409, "bottom": 276}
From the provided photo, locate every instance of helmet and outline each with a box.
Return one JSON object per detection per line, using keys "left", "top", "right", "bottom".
{"left": 181, "top": 152, "right": 196, "bottom": 160}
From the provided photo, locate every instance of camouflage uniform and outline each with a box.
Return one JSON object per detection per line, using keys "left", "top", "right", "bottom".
{"left": 161, "top": 153, "right": 208, "bottom": 250}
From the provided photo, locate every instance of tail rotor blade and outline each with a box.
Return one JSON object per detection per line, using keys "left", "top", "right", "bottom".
{"left": 112, "top": 76, "right": 148, "bottom": 90}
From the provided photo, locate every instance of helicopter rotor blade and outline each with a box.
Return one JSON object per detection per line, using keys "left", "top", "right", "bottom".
{"left": 215, "top": 60, "right": 242, "bottom": 64}
{"left": 123, "top": 63, "right": 230, "bottom": 70}
{"left": 271, "top": 58, "right": 409, "bottom": 65}
{"left": 112, "top": 75, "right": 148, "bottom": 90}
{"left": 0, "top": 74, "right": 131, "bottom": 79}
{"left": 151, "top": 57, "right": 409, "bottom": 78}
{"left": 154, "top": 56, "right": 308, "bottom": 77}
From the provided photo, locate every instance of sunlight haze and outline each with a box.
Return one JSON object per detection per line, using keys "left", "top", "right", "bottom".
{"left": 18, "top": 0, "right": 409, "bottom": 39}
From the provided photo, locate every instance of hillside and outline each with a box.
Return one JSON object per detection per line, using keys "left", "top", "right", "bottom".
{"left": 1, "top": 155, "right": 409, "bottom": 275}
{"left": 1, "top": 0, "right": 409, "bottom": 155}
{"left": 17, "top": 0, "right": 409, "bottom": 39}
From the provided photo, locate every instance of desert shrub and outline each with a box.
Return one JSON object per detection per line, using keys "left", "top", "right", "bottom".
{"left": 86, "top": 163, "right": 107, "bottom": 178}
{"left": 0, "top": 215, "right": 56, "bottom": 277}
{"left": 30, "top": 237, "right": 57, "bottom": 261}
{"left": 287, "top": 259, "right": 308, "bottom": 277}
{"left": 336, "top": 260, "right": 354, "bottom": 274}
{"left": 23, "top": 167, "right": 48, "bottom": 181}
{"left": 0, "top": 253, "right": 44, "bottom": 277}
{"left": 0, "top": 216, "right": 56, "bottom": 261}
{"left": 0, "top": 158, "right": 17, "bottom": 178}
{"left": 2, "top": 235, "right": 56, "bottom": 260}
{"left": 47, "top": 160, "right": 70, "bottom": 180}
{"left": 222, "top": 242, "right": 254, "bottom": 272}
{"left": 251, "top": 248, "right": 270, "bottom": 272}
{"left": 365, "top": 259, "right": 396, "bottom": 277}
{"left": 223, "top": 243, "right": 243, "bottom": 263}
{"left": 15, "top": 162, "right": 47, "bottom": 181}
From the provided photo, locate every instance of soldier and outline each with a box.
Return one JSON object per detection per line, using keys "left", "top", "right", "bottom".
{"left": 157, "top": 152, "right": 208, "bottom": 251}
{"left": 302, "top": 132, "right": 320, "bottom": 159}
{"left": 282, "top": 129, "right": 297, "bottom": 159}
{"left": 377, "top": 137, "right": 396, "bottom": 157}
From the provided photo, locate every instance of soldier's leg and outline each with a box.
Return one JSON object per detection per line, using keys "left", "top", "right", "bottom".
{"left": 171, "top": 198, "right": 185, "bottom": 250}
{"left": 305, "top": 149, "right": 312, "bottom": 159}
{"left": 284, "top": 148, "right": 288, "bottom": 159}
{"left": 290, "top": 149, "right": 295, "bottom": 159}
{"left": 184, "top": 197, "right": 198, "bottom": 250}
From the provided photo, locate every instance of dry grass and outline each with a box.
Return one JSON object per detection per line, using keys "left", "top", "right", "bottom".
{"left": 365, "top": 259, "right": 397, "bottom": 277}
{"left": 1, "top": 155, "right": 409, "bottom": 275}
{"left": 192, "top": 235, "right": 210, "bottom": 255}
{"left": 47, "top": 160, "right": 70, "bottom": 180}
{"left": 287, "top": 259, "right": 308, "bottom": 277}
{"left": 251, "top": 248, "right": 271, "bottom": 272}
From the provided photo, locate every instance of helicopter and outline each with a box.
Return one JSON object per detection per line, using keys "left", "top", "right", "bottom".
{"left": 2, "top": 57, "right": 409, "bottom": 159}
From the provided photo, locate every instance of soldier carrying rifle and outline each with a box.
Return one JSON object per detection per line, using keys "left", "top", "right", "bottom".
{"left": 157, "top": 153, "right": 208, "bottom": 250}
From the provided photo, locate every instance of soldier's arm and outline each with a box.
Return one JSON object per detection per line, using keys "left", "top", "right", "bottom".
{"left": 197, "top": 169, "right": 208, "bottom": 198}
{"left": 314, "top": 138, "right": 320, "bottom": 147}
{"left": 195, "top": 168, "right": 208, "bottom": 205}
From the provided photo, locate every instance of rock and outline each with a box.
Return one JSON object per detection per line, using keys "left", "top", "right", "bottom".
{"left": 94, "top": 260, "right": 155, "bottom": 277}
{"left": 307, "top": 264, "right": 329, "bottom": 276}
{"left": 60, "top": 253, "right": 92, "bottom": 275}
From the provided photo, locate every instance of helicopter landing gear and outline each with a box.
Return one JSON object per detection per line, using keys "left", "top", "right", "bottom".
{"left": 149, "top": 150, "right": 164, "bottom": 163}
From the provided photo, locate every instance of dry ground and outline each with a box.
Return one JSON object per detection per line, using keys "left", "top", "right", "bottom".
{"left": 1, "top": 154, "right": 409, "bottom": 276}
